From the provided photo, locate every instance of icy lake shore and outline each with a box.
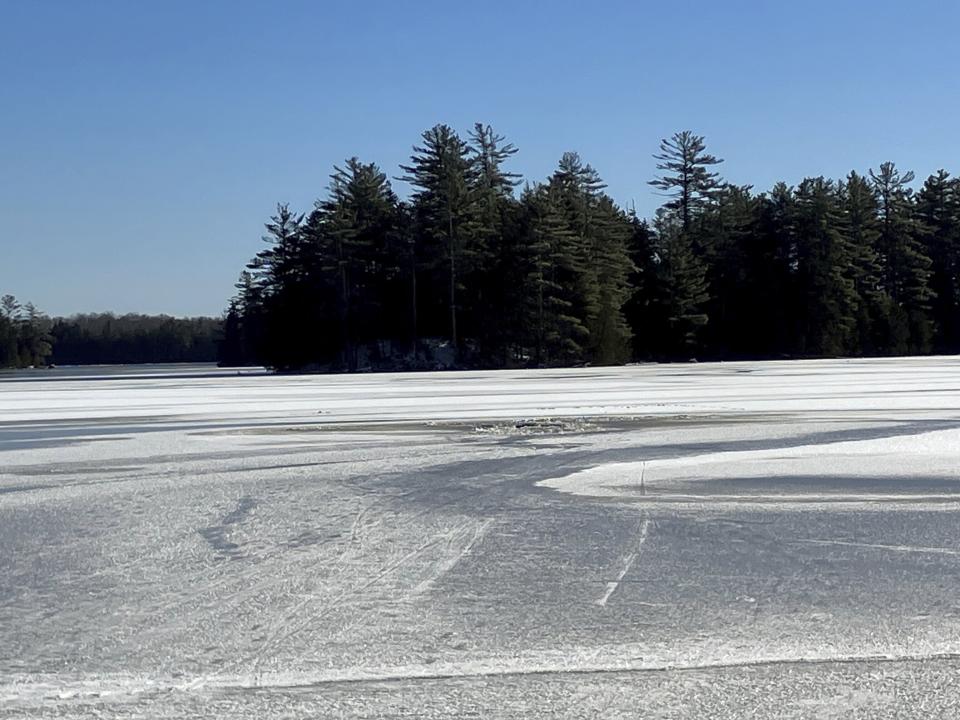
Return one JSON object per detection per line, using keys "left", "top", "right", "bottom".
{"left": 3, "top": 357, "right": 960, "bottom": 718}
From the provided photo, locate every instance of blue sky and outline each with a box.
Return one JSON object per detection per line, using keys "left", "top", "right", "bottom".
{"left": 2, "top": 1, "right": 959, "bottom": 316}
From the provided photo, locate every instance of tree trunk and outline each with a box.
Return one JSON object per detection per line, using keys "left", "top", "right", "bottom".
{"left": 410, "top": 246, "right": 418, "bottom": 359}
{"left": 449, "top": 211, "right": 458, "bottom": 356}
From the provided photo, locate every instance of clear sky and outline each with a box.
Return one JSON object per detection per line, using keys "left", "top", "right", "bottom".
{"left": 2, "top": 1, "right": 959, "bottom": 317}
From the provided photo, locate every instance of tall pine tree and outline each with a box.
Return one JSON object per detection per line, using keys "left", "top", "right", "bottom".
{"left": 400, "top": 125, "right": 479, "bottom": 358}
{"left": 870, "top": 162, "right": 934, "bottom": 352}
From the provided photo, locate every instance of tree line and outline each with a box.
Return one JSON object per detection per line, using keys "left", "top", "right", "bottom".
{"left": 0, "top": 296, "right": 220, "bottom": 368}
{"left": 0, "top": 295, "right": 54, "bottom": 368}
{"left": 221, "top": 125, "right": 960, "bottom": 371}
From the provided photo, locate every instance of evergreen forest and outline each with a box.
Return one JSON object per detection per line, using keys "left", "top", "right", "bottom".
{"left": 220, "top": 127, "right": 960, "bottom": 371}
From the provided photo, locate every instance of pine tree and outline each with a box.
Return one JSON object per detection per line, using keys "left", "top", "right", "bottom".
{"left": 698, "top": 183, "right": 756, "bottom": 356}
{"left": 399, "top": 125, "right": 479, "bottom": 358}
{"left": 19, "top": 303, "right": 53, "bottom": 367}
{"left": 915, "top": 170, "right": 960, "bottom": 351}
{"left": 650, "top": 209, "right": 710, "bottom": 357}
{"left": 394, "top": 201, "right": 420, "bottom": 356}
{"left": 738, "top": 185, "right": 798, "bottom": 357}
{"left": 469, "top": 123, "right": 520, "bottom": 203}
{"left": 519, "top": 184, "right": 587, "bottom": 365}
{"left": 1, "top": 295, "right": 20, "bottom": 322}
{"left": 218, "top": 301, "right": 246, "bottom": 366}
{"left": 315, "top": 158, "right": 400, "bottom": 368}
{"left": 231, "top": 270, "right": 265, "bottom": 361}
{"left": 622, "top": 214, "right": 659, "bottom": 359}
{"left": 586, "top": 195, "right": 634, "bottom": 363}
{"left": 649, "top": 131, "right": 724, "bottom": 234}
{"left": 546, "top": 153, "right": 635, "bottom": 363}
{"left": 251, "top": 204, "right": 309, "bottom": 369}
{"left": 792, "top": 178, "right": 859, "bottom": 356}
{"left": 870, "top": 162, "right": 934, "bottom": 352}
{"left": 646, "top": 132, "right": 722, "bottom": 357}
{"left": 550, "top": 152, "right": 604, "bottom": 347}
{"left": 840, "top": 172, "right": 890, "bottom": 353}
{"left": 0, "top": 295, "right": 21, "bottom": 367}
{"left": 467, "top": 124, "right": 520, "bottom": 360}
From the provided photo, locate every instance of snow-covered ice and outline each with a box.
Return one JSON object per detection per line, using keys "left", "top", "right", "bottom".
{"left": 3, "top": 357, "right": 960, "bottom": 718}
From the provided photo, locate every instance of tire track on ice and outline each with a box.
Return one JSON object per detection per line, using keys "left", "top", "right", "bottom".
{"left": 596, "top": 518, "right": 652, "bottom": 607}
{"left": 235, "top": 516, "right": 491, "bottom": 687}
{"left": 412, "top": 518, "right": 494, "bottom": 596}
{"left": 794, "top": 538, "right": 960, "bottom": 556}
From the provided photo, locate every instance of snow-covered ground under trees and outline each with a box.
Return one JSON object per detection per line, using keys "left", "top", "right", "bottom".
{"left": 3, "top": 357, "right": 960, "bottom": 718}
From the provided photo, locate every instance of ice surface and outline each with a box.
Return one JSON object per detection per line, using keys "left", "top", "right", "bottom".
{"left": 3, "top": 357, "right": 960, "bottom": 718}
{"left": 5, "top": 355, "right": 960, "bottom": 425}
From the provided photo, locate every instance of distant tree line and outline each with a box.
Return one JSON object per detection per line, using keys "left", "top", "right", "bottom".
{"left": 0, "top": 297, "right": 220, "bottom": 368}
{"left": 48, "top": 313, "right": 221, "bottom": 365}
{"left": 221, "top": 126, "right": 960, "bottom": 370}
{"left": 0, "top": 295, "right": 54, "bottom": 368}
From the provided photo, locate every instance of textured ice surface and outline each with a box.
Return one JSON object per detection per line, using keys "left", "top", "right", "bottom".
{"left": 3, "top": 357, "right": 960, "bottom": 718}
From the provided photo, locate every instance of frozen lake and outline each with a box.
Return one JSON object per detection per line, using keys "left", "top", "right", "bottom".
{"left": 3, "top": 358, "right": 960, "bottom": 718}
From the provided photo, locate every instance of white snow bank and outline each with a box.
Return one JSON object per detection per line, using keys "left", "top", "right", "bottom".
{"left": 540, "top": 427, "right": 960, "bottom": 500}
